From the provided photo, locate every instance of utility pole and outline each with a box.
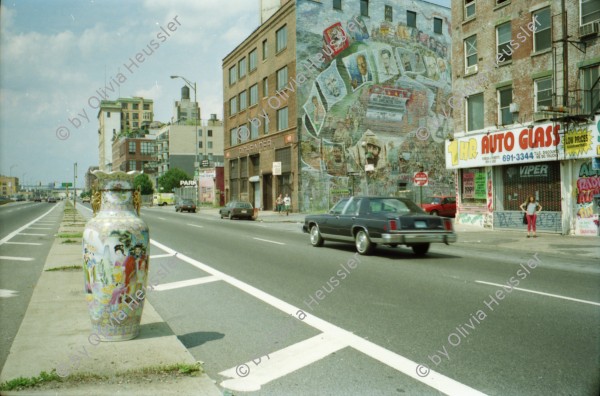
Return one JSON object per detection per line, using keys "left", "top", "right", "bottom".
{"left": 74, "top": 162, "right": 77, "bottom": 210}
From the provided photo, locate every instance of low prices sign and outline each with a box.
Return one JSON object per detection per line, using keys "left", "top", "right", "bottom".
{"left": 413, "top": 171, "right": 428, "bottom": 186}
{"left": 446, "top": 116, "right": 600, "bottom": 169}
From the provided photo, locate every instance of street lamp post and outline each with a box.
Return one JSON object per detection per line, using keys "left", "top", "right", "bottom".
{"left": 74, "top": 162, "right": 77, "bottom": 209}
{"left": 170, "top": 75, "right": 199, "bottom": 204}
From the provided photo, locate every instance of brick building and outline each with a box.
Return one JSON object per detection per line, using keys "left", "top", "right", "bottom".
{"left": 111, "top": 136, "right": 157, "bottom": 174}
{"left": 446, "top": 0, "right": 600, "bottom": 236}
{"left": 224, "top": 0, "right": 453, "bottom": 211}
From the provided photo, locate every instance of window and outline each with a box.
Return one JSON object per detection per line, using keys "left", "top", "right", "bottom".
{"left": 128, "top": 141, "right": 136, "bottom": 154}
{"left": 496, "top": 0, "right": 510, "bottom": 5}
{"left": 277, "top": 66, "right": 288, "bottom": 90}
{"left": 464, "top": 35, "right": 477, "bottom": 72}
{"left": 199, "top": 141, "right": 203, "bottom": 149}
{"left": 229, "top": 97, "right": 237, "bottom": 116}
{"left": 466, "top": 93, "right": 484, "bottom": 132}
{"left": 239, "top": 123, "right": 249, "bottom": 143}
{"left": 434, "top": 17, "right": 443, "bottom": 34}
{"left": 143, "top": 104, "right": 150, "bottom": 110}
{"left": 230, "top": 128, "right": 238, "bottom": 146}
{"left": 132, "top": 103, "right": 139, "bottom": 110}
{"left": 238, "top": 58, "right": 246, "bottom": 78}
{"left": 262, "top": 39, "right": 268, "bottom": 60}
{"left": 581, "top": 0, "right": 600, "bottom": 25}
{"left": 208, "top": 130, "right": 213, "bottom": 137}
{"left": 141, "top": 142, "right": 154, "bottom": 154}
{"left": 407, "top": 11, "right": 416, "bottom": 28}
{"left": 264, "top": 112, "right": 270, "bottom": 134}
{"left": 239, "top": 91, "right": 247, "bottom": 111}
{"left": 128, "top": 160, "right": 136, "bottom": 171}
{"left": 132, "top": 113, "right": 139, "bottom": 120}
{"left": 106, "top": 112, "right": 111, "bottom": 118}
{"left": 229, "top": 65, "right": 237, "bottom": 84}
{"left": 465, "top": 0, "right": 475, "bottom": 19}
{"left": 360, "top": 0, "right": 369, "bottom": 17}
{"left": 276, "top": 25, "right": 287, "bottom": 52}
{"left": 385, "top": 5, "right": 393, "bottom": 22}
{"left": 250, "top": 120, "right": 259, "bottom": 139}
{"left": 498, "top": 87, "right": 513, "bottom": 125}
{"left": 330, "top": 198, "right": 349, "bottom": 215}
{"left": 582, "top": 65, "right": 600, "bottom": 114}
{"left": 277, "top": 107, "right": 288, "bottom": 131}
{"left": 533, "top": 8, "right": 551, "bottom": 52}
{"left": 198, "top": 129, "right": 203, "bottom": 137}
{"left": 250, "top": 84, "right": 258, "bottom": 106}
{"left": 534, "top": 78, "right": 553, "bottom": 112}
{"left": 333, "top": 0, "right": 342, "bottom": 10}
{"left": 208, "top": 141, "right": 213, "bottom": 149}
{"left": 249, "top": 49, "right": 257, "bottom": 72}
{"left": 263, "top": 77, "right": 269, "bottom": 97}
{"left": 496, "top": 22, "right": 512, "bottom": 63}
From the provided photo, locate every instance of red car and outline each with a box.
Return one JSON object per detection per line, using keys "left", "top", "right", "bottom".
{"left": 420, "top": 196, "right": 456, "bottom": 217}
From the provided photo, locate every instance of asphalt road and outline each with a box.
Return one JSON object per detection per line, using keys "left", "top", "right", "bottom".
{"left": 79, "top": 205, "right": 600, "bottom": 395}
{"left": 0, "top": 201, "right": 63, "bottom": 371}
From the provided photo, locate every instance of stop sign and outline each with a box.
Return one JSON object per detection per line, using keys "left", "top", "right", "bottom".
{"left": 413, "top": 171, "right": 429, "bottom": 186}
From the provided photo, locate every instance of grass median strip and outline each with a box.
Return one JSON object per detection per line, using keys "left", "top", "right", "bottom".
{"left": 0, "top": 363, "right": 203, "bottom": 391}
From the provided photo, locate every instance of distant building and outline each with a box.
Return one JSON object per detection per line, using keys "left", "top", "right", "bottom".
{"left": 97, "top": 97, "right": 154, "bottom": 171}
{"left": 84, "top": 166, "right": 99, "bottom": 192}
{"left": 173, "top": 85, "right": 201, "bottom": 123}
{"left": 112, "top": 135, "right": 157, "bottom": 174}
{"left": 223, "top": 0, "right": 452, "bottom": 211}
{"left": 0, "top": 176, "right": 19, "bottom": 196}
{"left": 446, "top": 0, "right": 600, "bottom": 236}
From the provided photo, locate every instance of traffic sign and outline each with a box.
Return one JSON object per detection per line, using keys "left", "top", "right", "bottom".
{"left": 413, "top": 171, "right": 429, "bottom": 186}
{"left": 62, "top": 182, "right": 73, "bottom": 187}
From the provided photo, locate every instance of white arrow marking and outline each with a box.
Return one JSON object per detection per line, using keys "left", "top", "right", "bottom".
{"left": 0, "top": 289, "right": 19, "bottom": 298}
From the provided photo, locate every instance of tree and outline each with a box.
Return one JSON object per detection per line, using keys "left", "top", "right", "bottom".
{"left": 134, "top": 173, "right": 154, "bottom": 195}
{"left": 157, "top": 168, "right": 191, "bottom": 193}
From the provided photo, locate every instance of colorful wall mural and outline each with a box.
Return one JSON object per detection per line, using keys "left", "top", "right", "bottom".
{"left": 296, "top": 0, "right": 453, "bottom": 211}
{"left": 574, "top": 160, "right": 600, "bottom": 236}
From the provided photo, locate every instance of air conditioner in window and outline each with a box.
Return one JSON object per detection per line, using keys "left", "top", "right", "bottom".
{"left": 509, "top": 103, "right": 519, "bottom": 113}
{"left": 579, "top": 21, "right": 599, "bottom": 38}
{"left": 465, "top": 64, "right": 478, "bottom": 75}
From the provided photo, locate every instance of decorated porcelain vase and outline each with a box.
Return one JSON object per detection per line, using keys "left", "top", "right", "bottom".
{"left": 83, "top": 170, "right": 149, "bottom": 341}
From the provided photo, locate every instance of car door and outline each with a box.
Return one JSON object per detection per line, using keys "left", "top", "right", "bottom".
{"left": 331, "top": 198, "right": 361, "bottom": 239}
{"left": 442, "top": 197, "right": 456, "bottom": 216}
{"left": 319, "top": 198, "right": 349, "bottom": 236}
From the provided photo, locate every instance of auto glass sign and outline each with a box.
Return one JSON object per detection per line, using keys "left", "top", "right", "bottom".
{"left": 180, "top": 180, "right": 197, "bottom": 187}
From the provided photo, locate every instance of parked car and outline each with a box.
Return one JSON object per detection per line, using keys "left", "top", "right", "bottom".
{"left": 219, "top": 201, "right": 254, "bottom": 220}
{"left": 47, "top": 197, "right": 57, "bottom": 203}
{"left": 33, "top": 196, "right": 42, "bottom": 202}
{"left": 82, "top": 196, "right": 91, "bottom": 203}
{"left": 303, "top": 196, "right": 456, "bottom": 256}
{"left": 175, "top": 199, "right": 197, "bottom": 213}
{"left": 420, "top": 196, "right": 456, "bottom": 217}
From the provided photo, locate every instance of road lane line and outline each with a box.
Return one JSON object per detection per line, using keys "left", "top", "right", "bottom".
{"left": 18, "top": 233, "right": 47, "bottom": 236}
{"left": 27, "top": 227, "right": 52, "bottom": 230}
{"left": 0, "top": 204, "right": 61, "bottom": 245}
{"left": 153, "top": 276, "right": 220, "bottom": 291}
{"left": 0, "top": 256, "right": 34, "bottom": 261}
{"left": 220, "top": 333, "right": 348, "bottom": 392}
{"left": 186, "top": 224, "right": 204, "bottom": 228}
{"left": 0, "top": 289, "right": 19, "bottom": 298}
{"left": 157, "top": 217, "right": 167, "bottom": 220}
{"left": 150, "top": 239, "right": 486, "bottom": 396}
{"left": 475, "top": 280, "right": 600, "bottom": 307}
{"left": 253, "top": 237, "right": 285, "bottom": 245}
{"left": 150, "top": 253, "right": 177, "bottom": 259}
{"left": 5, "top": 242, "right": 43, "bottom": 246}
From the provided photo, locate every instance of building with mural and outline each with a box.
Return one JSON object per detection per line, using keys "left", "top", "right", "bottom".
{"left": 223, "top": 0, "right": 453, "bottom": 212}
{"left": 446, "top": 0, "right": 600, "bottom": 236}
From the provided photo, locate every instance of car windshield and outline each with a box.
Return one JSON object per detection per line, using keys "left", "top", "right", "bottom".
{"left": 236, "top": 202, "right": 252, "bottom": 208}
{"left": 368, "top": 198, "right": 425, "bottom": 214}
{"left": 425, "top": 197, "right": 442, "bottom": 204}
{"left": 181, "top": 200, "right": 194, "bottom": 205}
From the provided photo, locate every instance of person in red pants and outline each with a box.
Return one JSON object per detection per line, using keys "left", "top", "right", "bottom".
{"left": 520, "top": 196, "right": 542, "bottom": 238}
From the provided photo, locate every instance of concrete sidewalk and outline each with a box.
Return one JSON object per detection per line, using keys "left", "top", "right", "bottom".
{"left": 0, "top": 203, "right": 221, "bottom": 395}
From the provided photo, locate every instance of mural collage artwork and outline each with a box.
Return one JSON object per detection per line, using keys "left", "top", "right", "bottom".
{"left": 297, "top": 0, "right": 453, "bottom": 210}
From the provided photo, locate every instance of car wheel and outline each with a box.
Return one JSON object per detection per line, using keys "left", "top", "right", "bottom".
{"left": 161, "top": 202, "right": 167, "bottom": 207}
{"left": 229, "top": 212, "right": 234, "bottom": 220}
{"left": 430, "top": 210, "right": 439, "bottom": 216}
{"left": 412, "top": 243, "right": 430, "bottom": 256}
{"left": 355, "top": 229, "right": 374, "bottom": 255}
{"left": 310, "top": 225, "right": 324, "bottom": 247}
{"left": 220, "top": 213, "right": 224, "bottom": 219}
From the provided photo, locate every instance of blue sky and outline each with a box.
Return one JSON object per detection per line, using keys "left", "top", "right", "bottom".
{"left": 0, "top": 0, "right": 449, "bottom": 188}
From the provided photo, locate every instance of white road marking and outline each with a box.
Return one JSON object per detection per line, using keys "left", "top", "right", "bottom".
{"left": 0, "top": 256, "right": 34, "bottom": 261}
{"left": 252, "top": 237, "right": 285, "bottom": 245}
{"left": 476, "top": 280, "right": 600, "bottom": 307}
{"left": 150, "top": 253, "right": 177, "bottom": 259}
{"left": 150, "top": 239, "right": 486, "bottom": 396}
{"left": 0, "top": 205, "right": 60, "bottom": 246}
{"left": 157, "top": 217, "right": 167, "bottom": 220}
{"left": 4, "top": 242, "right": 42, "bottom": 246}
{"left": 152, "top": 276, "right": 220, "bottom": 291}
{"left": 27, "top": 227, "right": 52, "bottom": 230}
{"left": 220, "top": 333, "right": 348, "bottom": 392}
{"left": 0, "top": 289, "right": 19, "bottom": 298}
{"left": 18, "top": 233, "right": 46, "bottom": 236}
{"left": 186, "top": 224, "right": 204, "bottom": 228}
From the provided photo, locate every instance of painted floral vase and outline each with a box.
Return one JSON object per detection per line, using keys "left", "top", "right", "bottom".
{"left": 83, "top": 170, "right": 149, "bottom": 341}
